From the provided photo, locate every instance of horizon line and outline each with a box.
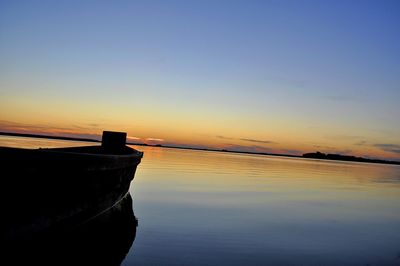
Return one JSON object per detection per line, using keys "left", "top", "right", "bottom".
{"left": 1, "top": 131, "right": 399, "bottom": 166}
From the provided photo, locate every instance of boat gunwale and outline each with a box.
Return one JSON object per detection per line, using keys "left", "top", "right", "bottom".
{"left": 0, "top": 145, "right": 143, "bottom": 159}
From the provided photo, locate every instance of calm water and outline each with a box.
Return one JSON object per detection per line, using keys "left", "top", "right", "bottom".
{"left": 2, "top": 136, "right": 400, "bottom": 265}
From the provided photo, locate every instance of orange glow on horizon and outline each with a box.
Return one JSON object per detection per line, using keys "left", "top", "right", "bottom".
{"left": 0, "top": 118, "right": 399, "bottom": 161}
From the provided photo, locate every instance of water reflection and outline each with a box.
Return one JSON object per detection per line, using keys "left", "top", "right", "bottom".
{"left": 5, "top": 194, "right": 138, "bottom": 266}
{"left": 124, "top": 145, "right": 400, "bottom": 266}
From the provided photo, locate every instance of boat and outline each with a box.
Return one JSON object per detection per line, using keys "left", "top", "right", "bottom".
{"left": 1, "top": 131, "right": 143, "bottom": 241}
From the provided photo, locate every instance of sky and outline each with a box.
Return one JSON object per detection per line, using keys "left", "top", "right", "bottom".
{"left": 0, "top": 0, "right": 399, "bottom": 160}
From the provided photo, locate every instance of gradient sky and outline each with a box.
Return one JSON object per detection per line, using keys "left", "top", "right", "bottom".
{"left": 1, "top": 0, "right": 399, "bottom": 159}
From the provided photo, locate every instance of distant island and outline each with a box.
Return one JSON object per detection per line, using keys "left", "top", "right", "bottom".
{"left": 303, "top": 151, "right": 400, "bottom": 165}
{"left": 1, "top": 131, "right": 399, "bottom": 165}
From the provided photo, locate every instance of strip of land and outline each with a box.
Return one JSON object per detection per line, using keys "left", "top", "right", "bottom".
{"left": 303, "top": 152, "right": 400, "bottom": 165}
{"left": 1, "top": 131, "right": 399, "bottom": 165}
{"left": 0, "top": 131, "right": 100, "bottom": 143}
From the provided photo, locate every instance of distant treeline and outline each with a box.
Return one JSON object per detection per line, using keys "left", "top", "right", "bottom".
{"left": 303, "top": 151, "right": 400, "bottom": 165}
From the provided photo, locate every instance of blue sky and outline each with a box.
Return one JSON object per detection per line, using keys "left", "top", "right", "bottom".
{"left": 1, "top": 0, "right": 399, "bottom": 159}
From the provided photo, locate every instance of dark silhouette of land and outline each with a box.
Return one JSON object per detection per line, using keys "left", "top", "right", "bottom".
{"left": 303, "top": 151, "right": 400, "bottom": 165}
{"left": 1, "top": 131, "right": 399, "bottom": 165}
{"left": 0, "top": 131, "right": 100, "bottom": 143}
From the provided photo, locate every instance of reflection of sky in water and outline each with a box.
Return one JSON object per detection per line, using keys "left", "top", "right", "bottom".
{"left": 1, "top": 136, "right": 400, "bottom": 265}
{"left": 127, "top": 145, "right": 400, "bottom": 266}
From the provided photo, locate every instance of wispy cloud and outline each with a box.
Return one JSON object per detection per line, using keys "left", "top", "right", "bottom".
{"left": 0, "top": 120, "right": 102, "bottom": 140}
{"left": 222, "top": 144, "right": 301, "bottom": 155}
{"left": 240, "top": 138, "right": 275, "bottom": 144}
{"left": 374, "top": 144, "right": 400, "bottom": 154}
{"left": 354, "top": 140, "right": 368, "bottom": 146}
{"left": 216, "top": 135, "right": 276, "bottom": 144}
{"left": 0, "top": 120, "right": 70, "bottom": 133}
{"left": 216, "top": 135, "right": 233, "bottom": 140}
{"left": 146, "top": 138, "right": 164, "bottom": 142}
{"left": 223, "top": 144, "right": 275, "bottom": 154}
{"left": 127, "top": 136, "right": 141, "bottom": 141}
{"left": 313, "top": 145, "right": 335, "bottom": 150}
{"left": 325, "top": 134, "right": 363, "bottom": 140}
{"left": 162, "top": 142, "right": 212, "bottom": 150}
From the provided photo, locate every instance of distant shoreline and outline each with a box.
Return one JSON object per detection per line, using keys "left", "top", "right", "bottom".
{"left": 1, "top": 131, "right": 399, "bottom": 166}
{"left": 0, "top": 131, "right": 101, "bottom": 143}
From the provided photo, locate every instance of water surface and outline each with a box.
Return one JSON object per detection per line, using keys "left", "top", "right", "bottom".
{"left": 2, "top": 136, "right": 400, "bottom": 265}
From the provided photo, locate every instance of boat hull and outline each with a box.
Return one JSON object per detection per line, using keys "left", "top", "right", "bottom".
{"left": 1, "top": 145, "right": 142, "bottom": 241}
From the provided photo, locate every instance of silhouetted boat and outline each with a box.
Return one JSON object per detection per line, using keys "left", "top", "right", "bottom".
{"left": 1, "top": 131, "right": 143, "bottom": 241}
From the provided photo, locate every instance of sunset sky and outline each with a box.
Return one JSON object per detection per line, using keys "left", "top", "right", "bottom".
{"left": 1, "top": 0, "right": 399, "bottom": 160}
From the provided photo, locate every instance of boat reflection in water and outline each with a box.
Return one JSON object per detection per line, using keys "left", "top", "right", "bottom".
{"left": 5, "top": 193, "right": 138, "bottom": 266}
